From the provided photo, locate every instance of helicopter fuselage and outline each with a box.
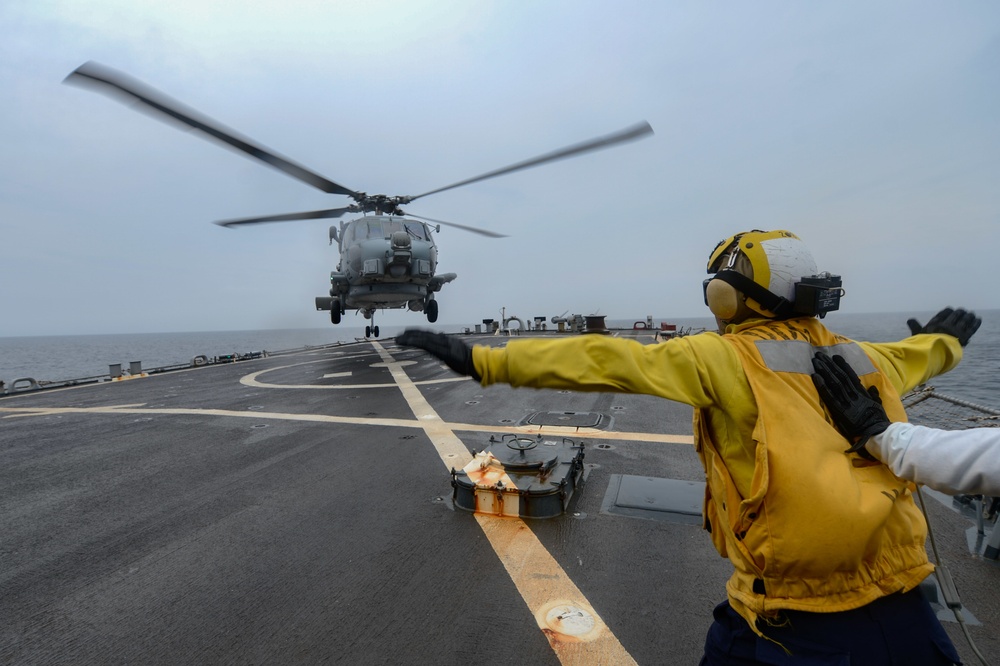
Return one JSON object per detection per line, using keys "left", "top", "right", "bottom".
{"left": 315, "top": 215, "right": 454, "bottom": 324}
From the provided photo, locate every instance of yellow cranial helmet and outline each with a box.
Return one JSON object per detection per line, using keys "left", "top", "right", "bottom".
{"left": 705, "top": 230, "right": 819, "bottom": 319}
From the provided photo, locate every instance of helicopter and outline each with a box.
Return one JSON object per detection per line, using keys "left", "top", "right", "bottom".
{"left": 65, "top": 62, "right": 654, "bottom": 338}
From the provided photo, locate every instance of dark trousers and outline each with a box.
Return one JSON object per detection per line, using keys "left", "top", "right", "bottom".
{"left": 700, "top": 588, "right": 962, "bottom": 665}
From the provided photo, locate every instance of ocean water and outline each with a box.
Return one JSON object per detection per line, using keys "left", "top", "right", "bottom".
{"left": 1, "top": 311, "right": 998, "bottom": 408}
{"left": 0, "top": 325, "right": 418, "bottom": 384}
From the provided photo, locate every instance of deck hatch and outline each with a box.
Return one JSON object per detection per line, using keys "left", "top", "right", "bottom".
{"left": 602, "top": 475, "right": 705, "bottom": 525}
{"left": 522, "top": 411, "right": 607, "bottom": 429}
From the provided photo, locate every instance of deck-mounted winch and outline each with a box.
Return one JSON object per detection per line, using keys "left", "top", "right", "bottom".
{"left": 451, "top": 435, "right": 586, "bottom": 519}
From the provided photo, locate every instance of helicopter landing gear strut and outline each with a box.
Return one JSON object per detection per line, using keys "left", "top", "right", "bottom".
{"left": 364, "top": 311, "right": 380, "bottom": 339}
{"left": 425, "top": 299, "right": 439, "bottom": 324}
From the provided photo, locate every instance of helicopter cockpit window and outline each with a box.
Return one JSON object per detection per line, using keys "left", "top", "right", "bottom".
{"left": 384, "top": 219, "right": 404, "bottom": 237}
{"left": 362, "top": 219, "right": 384, "bottom": 239}
{"left": 404, "top": 222, "right": 427, "bottom": 240}
{"left": 378, "top": 219, "right": 427, "bottom": 240}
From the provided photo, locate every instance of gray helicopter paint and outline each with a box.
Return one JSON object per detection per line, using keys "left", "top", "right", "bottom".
{"left": 325, "top": 215, "right": 447, "bottom": 314}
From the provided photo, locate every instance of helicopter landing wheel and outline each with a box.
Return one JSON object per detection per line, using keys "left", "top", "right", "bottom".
{"left": 426, "top": 299, "right": 439, "bottom": 323}
{"left": 331, "top": 300, "right": 341, "bottom": 325}
{"left": 365, "top": 325, "right": 371, "bottom": 338}
{"left": 373, "top": 325, "right": 380, "bottom": 338}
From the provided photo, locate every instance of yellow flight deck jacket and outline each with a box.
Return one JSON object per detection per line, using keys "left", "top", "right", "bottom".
{"left": 472, "top": 316, "right": 963, "bottom": 633}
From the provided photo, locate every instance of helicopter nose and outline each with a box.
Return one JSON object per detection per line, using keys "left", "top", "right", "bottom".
{"left": 387, "top": 231, "right": 412, "bottom": 277}
{"left": 390, "top": 231, "right": 411, "bottom": 250}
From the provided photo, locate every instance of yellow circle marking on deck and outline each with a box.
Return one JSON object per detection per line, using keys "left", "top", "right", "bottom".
{"left": 370, "top": 341, "right": 638, "bottom": 665}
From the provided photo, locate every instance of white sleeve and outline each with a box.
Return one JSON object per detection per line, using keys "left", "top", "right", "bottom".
{"left": 869, "top": 422, "right": 1000, "bottom": 496}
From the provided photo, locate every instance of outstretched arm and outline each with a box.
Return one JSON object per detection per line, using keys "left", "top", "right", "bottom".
{"left": 873, "top": 423, "right": 1000, "bottom": 497}
{"left": 396, "top": 328, "right": 741, "bottom": 408}
{"left": 395, "top": 330, "right": 480, "bottom": 380}
{"left": 812, "top": 350, "right": 1000, "bottom": 496}
{"left": 907, "top": 307, "right": 981, "bottom": 346}
{"left": 859, "top": 307, "right": 979, "bottom": 396}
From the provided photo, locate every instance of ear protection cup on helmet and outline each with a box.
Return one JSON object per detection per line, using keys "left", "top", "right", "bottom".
{"left": 705, "top": 278, "right": 741, "bottom": 320}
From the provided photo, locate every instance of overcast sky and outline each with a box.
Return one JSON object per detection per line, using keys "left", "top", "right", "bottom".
{"left": 2, "top": 1, "right": 998, "bottom": 336}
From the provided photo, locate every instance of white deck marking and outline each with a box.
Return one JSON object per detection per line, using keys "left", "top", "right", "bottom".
{"left": 241, "top": 364, "right": 469, "bottom": 390}
{"left": 370, "top": 341, "right": 638, "bottom": 665}
{"left": 322, "top": 371, "right": 353, "bottom": 379}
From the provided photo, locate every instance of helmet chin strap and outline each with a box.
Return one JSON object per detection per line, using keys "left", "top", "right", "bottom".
{"left": 709, "top": 270, "right": 794, "bottom": 319}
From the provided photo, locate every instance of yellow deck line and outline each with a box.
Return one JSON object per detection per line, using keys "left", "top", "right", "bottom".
{"left": 0, "top": 405, "right": 420, "bottom": 428}
{"left": 449, "top": 422, "right": 692, "bottom": 444}
{"left": 371, "top": 341, "right": 637, "bottom": 665}
{"left": 0, "top": 407, "right": 693, "bottom": 446}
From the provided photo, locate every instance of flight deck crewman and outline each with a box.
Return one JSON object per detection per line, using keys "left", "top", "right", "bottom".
{"left": 397, "top": 229, "right": 979, "bottom": 664}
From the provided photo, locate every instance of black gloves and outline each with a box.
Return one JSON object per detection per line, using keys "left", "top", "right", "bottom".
{"left": 396, "top": 329, "right": 481, "bottom": 381}
{"left": 907, "top": 307, "right": 981, "bottom": 347}
{"left": 811, "top": 351, "right": 890, "bottom": 461}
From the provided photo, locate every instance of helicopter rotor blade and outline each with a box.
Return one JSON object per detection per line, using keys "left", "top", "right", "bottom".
{"left": 215, "top": 207, "right": 355, "bottom": 228}
{"left": 404, "top": 213, "right": 508, "bottom": 238}
{"left": 406, "top": 121, "right": 653, "bottom": 202}
{"left": 64, "top": 62, "right": 362, "bottom": 198}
